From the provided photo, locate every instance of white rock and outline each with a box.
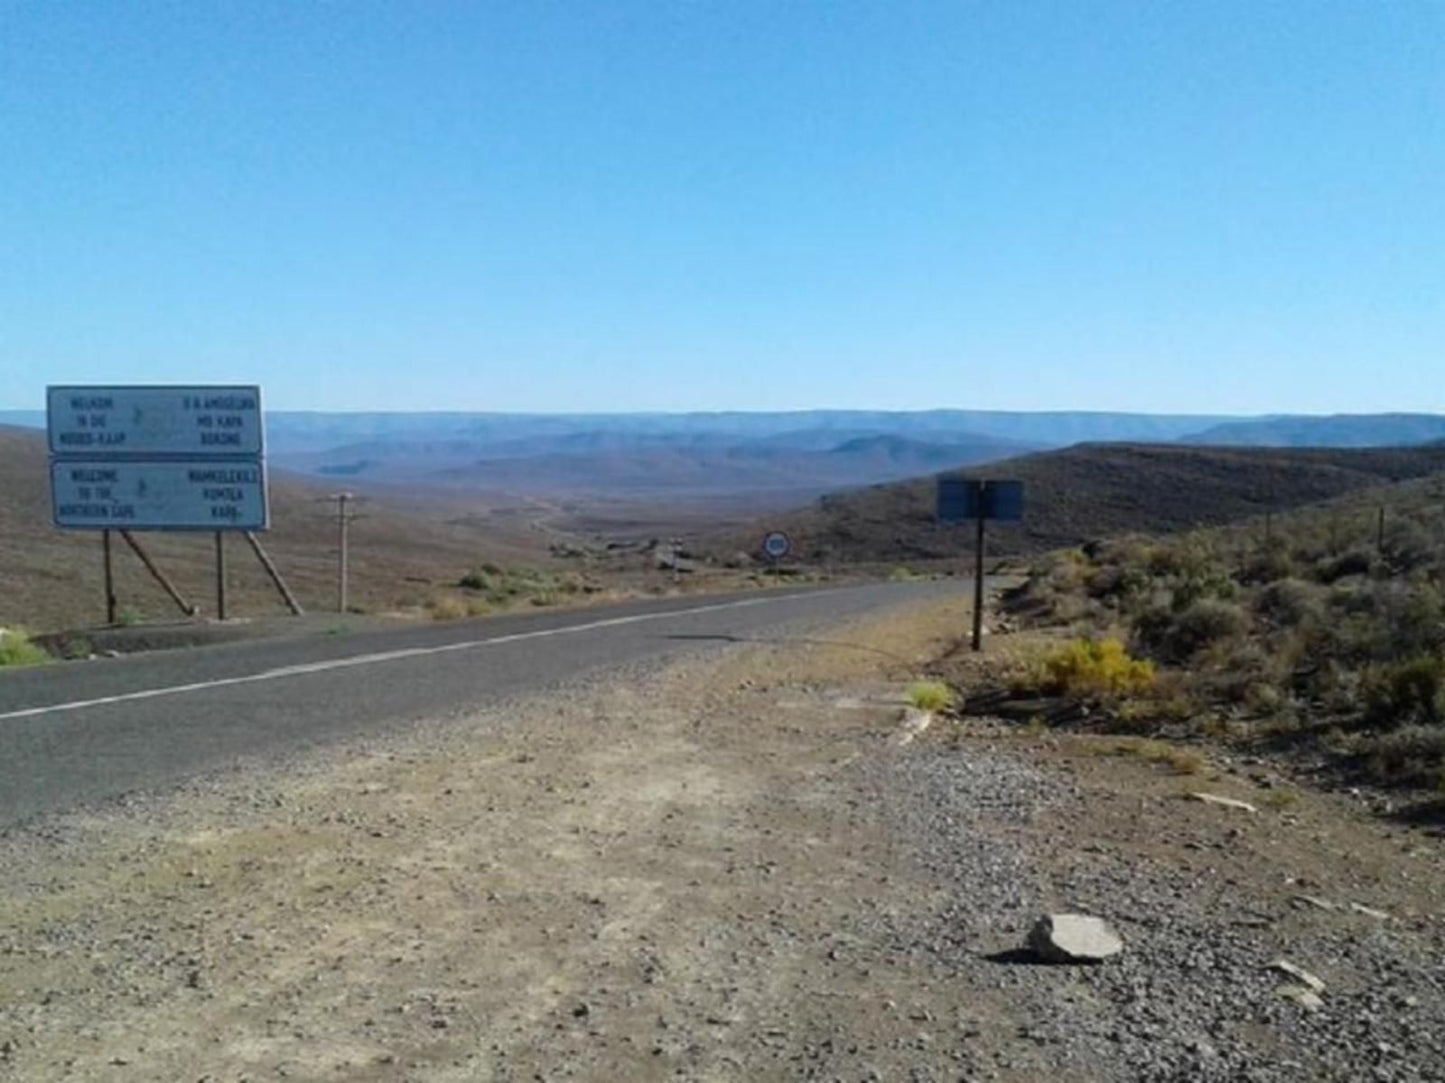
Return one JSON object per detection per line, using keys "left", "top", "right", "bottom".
{"left": 1187, "top": 791, "right": 1258, "bottom": 814}
{"left": 1276, "top": 984, "right": 1324, "bottom": 1010}
{"left": 1349, "top": 903, "right": 1391, "bottom": 921}
{"left": 1267, "top": 959, "right": 1325, "bottom": 993}
{"left": 893, "top": 707, "right": 933, "bottom": 746}
{"left": 1027, "top": 914, "right": 1123, "bottom": 963}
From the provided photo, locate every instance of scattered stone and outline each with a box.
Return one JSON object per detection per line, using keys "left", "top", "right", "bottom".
{"left": 1267, "top": 959, "right": 1325, "bottom": 994}
{"left": 1349, "top": 903, "right": 1390, "bottom": 920}
{"left": 1187, "top": 792, "right": 1258, "bottom": 814}
{"left": 893, "top": 707, "right": 934, "bottom": 746}
{"left": 1026, "top": 914, "right": 1123, "bottom": 963}
{"left": 1277, "top": 984, "right": 1325, "bottom": 1011}
{"left": 1292, "top": 894, "right": 1336, "bottom": 911}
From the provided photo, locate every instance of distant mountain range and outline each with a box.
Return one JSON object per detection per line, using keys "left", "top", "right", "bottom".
{"left": 1186, "top": 413, "right": 1445, "bottom": 448}
{"left": 0, "top": 407, "right": 1229, "bottom": 453}
{"left": 282, "top": 430, "right": 1040, "bottom": 496}
{"left": 3, "top": 408, "right": 1442, "bottom": 503}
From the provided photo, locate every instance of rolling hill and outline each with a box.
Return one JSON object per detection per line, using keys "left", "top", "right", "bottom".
{"left": 763, "top": 443, "right": 1445, "bottom": 564}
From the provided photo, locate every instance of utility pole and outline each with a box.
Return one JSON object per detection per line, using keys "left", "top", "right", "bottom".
{"left": 337, "top": 492, "right": 351, "bottom": 613}
{"left": 322, "top": 492, "right": 364, "bottom": 614}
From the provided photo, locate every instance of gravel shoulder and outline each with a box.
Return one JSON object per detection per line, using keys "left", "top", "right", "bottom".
{"left": 1, "top": 598, "right": 1442, "bottom": 1081}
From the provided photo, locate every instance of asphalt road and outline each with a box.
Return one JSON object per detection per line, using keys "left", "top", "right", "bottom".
{"left": 0, "top": 580, "right": 962, "bottom": 828}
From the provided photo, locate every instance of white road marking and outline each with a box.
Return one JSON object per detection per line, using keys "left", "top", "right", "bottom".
{"left": 0, "top": 591, "right": 841, "bottom": 722}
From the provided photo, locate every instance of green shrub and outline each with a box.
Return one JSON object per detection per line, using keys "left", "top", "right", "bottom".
{"left": 1138, "top": 598, "right": 1249, "bottom": 662}
{"left": 57, "top": 635, "right": 92, "bottom": 661}
{"left": 0, "top": 630, "right": 50, "bottom": 668}
{"left": 1242, "top": 540, "right": 1295, "bottom": 585}
{"left": 458, "top": 570, "right": 490, "bottom": 591}
{"left": 906, "top": 680, "right": 954, "bottom": 712}
{"left": 1363, "top": 656, "right": 1445, "bottom": 729}
{"left": 1255, "top": 578, "right": 1323, "bottom": 627}
{"left": 426, "top": 595, "right": 469, "bottom": 621}
{"left": 1316, "top": 547, "right": 1375, "bottom": 585}
{"left": 1039, "top": 638, "right": 1155, "bottom": 699}
{"left": 1363, "top": 724, "right": 1445, "bottom": 786}
{"left": 1086, "top": 562, "right": 1152, "bottom": 605}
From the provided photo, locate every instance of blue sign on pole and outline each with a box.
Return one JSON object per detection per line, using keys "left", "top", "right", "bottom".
{"left": 937, "top": 477, "right": 981, "bottom": 523}
{"left": 983, "top": 480, "right": 1025, "bottom": 522}
{"left": 936, "top": 478, "right": 1024, "bottom": 523}
{"left": 936, "top": 477, "right": 1025, "bottom": 653}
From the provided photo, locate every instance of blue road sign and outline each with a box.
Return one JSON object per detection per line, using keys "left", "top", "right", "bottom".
{"left": 936, "top": 478, "right": 1025, "bottom": 523}
{"left": 984, "top": 480, "right": 1025, "bottom": 521}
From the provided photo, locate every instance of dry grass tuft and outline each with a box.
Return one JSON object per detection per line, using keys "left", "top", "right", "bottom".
{"left": 905, "top": 680, "right": 955, "bottom": 712}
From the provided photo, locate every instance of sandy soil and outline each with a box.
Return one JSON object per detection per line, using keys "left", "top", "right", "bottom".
{"left": 1, "top": 597, "right": 1442, "bottom": 1081}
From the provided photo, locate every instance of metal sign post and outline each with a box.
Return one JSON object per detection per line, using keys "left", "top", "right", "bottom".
{"left": 102, "top": 529, "right": 117, "bottom": 626}
{"left": 937, "top": 478, "right": 1025, "bottom": 652}
{"left": 215, "top": 531, "right": 227, "bottom": 621}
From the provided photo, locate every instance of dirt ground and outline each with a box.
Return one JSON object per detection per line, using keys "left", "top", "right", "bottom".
{"left": 1, "top": 597, "right": 1442, "bottom": 1081}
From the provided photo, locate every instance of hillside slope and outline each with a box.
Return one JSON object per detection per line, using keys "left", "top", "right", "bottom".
{"left": 0, "top": 427, "right": 556, "bottom": 633}
{"left": 769, "top": 443, "right": 1445, "bottom": 564}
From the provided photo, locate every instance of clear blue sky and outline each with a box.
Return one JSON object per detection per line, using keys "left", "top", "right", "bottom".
{"left": 3, "top": 2, "right": 1441, "bottom": 414}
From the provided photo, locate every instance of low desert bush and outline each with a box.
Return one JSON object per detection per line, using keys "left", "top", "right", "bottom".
{"left": 1362, "top": 656, "right": 1445, "bottom": 730}
{"left": 1255, "top": 577, "right": 1324, "bottom": 627}
{"left": 1362, "top": 724, "right": 1445, "bottom": 786}
{"left": 0, "top": 630, "right": 50, "bottom": 668}
{"left": 1138, "top": 598, "right": 1249, "bottom": 662}
{"left": 459, "top": 564, "right": 587, "bottom": 607}
{"left": 1315, "top": 547, "right": 1375, "bottom": 585}
{"left": 1098, "top": 737, "right": 1205, "bottom": 774}
{"left": 426, "top": 595, "right": 469, "bottom": 621}
{"left": 906, "top": 680, "right": 955, "bottom": 712}
{"left": 1037, "top": 638, "right": 1155, "bottom": 699}
{"left": 1241, "top": 540, "right": 1295, "bottom": 585}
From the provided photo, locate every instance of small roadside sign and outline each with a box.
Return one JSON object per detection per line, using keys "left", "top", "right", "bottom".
{"left": 935, "top": 477, "right": 1026, "bottom": 653}
{"left": 47, "top": 385, "right": 264, "bottom": 457}
{"left": 51, "top": 459, "right": 270, "bottom": 531}
{"left": 762, "top": 530, "right": 792, "bottom": 560}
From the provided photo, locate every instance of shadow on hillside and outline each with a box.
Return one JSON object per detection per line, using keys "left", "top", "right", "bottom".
{"left": 1385, "top": 797, "right": 1445, "bottom": 828}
